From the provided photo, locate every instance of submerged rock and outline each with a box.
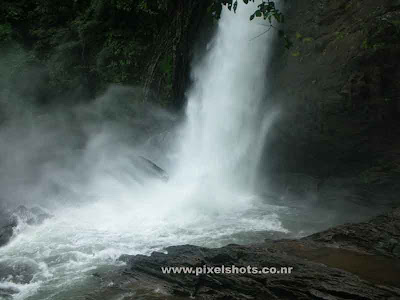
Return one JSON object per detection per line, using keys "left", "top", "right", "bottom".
{"left": 0, "top": 259, "right": 38, "bottom": 284}
{"left": 138, "top": 156, "right": 169, "bottom": 182}
{"left": 0, "top": 288, "right": 16, "bottom": 300}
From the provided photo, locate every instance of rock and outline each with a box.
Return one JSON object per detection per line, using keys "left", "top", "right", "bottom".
{"left": 263, "top": 0, "right": 400, "bottom": 210}
{"left": 138, "top": 156, "right": 169, "bottom": 182}
{"left": 0, "top": 288, "right": 16, "bottom": 300}
{"left": 0, "top": 205, "right": 52, "bottom": 248}
{"left": 304, "top": 207, "right": 400, "bottom": 258}
{"left": 0, "top": 206, "right": 10, "bottom": 227}
{"left": 0, "top": 222, "right": 16, "bottom": 248}
{"left": 0, "top": 259, "right": 40, "bottom": 300}
{"left": 90, "top": 207, "right": 400, "bottom": 299}
{"left": 119, "top": 245, "right": 400, "bottom": 299}
{"left": 0, "top": 259, "right": 38, "bottom": 284}
{"left": 10, "top": 205, "right": 53, "bottom": 226}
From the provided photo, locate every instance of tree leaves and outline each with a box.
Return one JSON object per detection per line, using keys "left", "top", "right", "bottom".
{"left": 248, "top": 1, "right": 283, "bottom": 23}
{"left": 210, "top": 0, "right": 291, "bottom": 48}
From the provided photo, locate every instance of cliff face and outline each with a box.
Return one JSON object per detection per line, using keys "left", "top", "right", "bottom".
{"left": 264, "top": 0, "right": 400, "bottom": 207}
{"left": 0, "top": 0, "right": 213, "bottom": 107}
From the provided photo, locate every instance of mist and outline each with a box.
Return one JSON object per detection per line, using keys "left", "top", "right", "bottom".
{"left": 0, "top": 2, "right": 278, "bottom": 213}
{"left": 0, "top": 2, "right": 291, "bottom": 299}
{"left": 0, "top": 53, "right": 177, "bottom": 211}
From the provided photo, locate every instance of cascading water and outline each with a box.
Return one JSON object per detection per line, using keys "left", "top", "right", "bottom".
{"left": 0, "top": 2, "right": 286, "bottom": 299}
{"left": 177, "top": 2, "right": 277, "bottom": 193}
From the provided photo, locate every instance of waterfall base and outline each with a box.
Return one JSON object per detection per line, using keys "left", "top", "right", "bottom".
{"left": 86, "top": 207, "right": 400, "bottom": 300}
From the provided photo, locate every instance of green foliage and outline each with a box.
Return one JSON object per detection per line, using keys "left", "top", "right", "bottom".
{"left": 291, "top": 51, "right": 300, "bottom": 57}
{"left": 110, "top": 0, "right": 136, "bottom": 12}
{"left": 212, "top": 0, "right": 283, "bottom": 24}
{"left": 1, "top": 0, "right": 290, "bottom": 105}
{"left": 0, "top": 23, "right": 12, "bottom": 41}
{"left": 249, "top": 0, "right": 283, "bottom": 23}
{"left": 335, "top": 31, "right": 346, "bottom": 40}
{"left": 159, "top": 54, "right": 173, "bottom": 80}
{"left": 360, "top": 14, "right": 400, "bottom": 53}
{"left": 98, "top": 32, "right": 147, "bottom": 83}
{"left": 211, "top": 0, "right": 291, "bottom": 48}
{"left": 361, "top": 38, "right": 386, "bottom": 51}
{"left": 0, "top": 0, "right": 181, "bottom": 97}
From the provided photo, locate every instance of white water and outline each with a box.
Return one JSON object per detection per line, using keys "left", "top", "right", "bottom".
{"left": 0, "top": 2, "right": 285, "bottom": 299}
{"left": 176, "top": 6, "right": 278, "bottom": 197}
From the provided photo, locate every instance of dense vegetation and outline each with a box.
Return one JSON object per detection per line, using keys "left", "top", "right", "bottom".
{"left": 0, "top": 0, "right": 216, "bottom": 107}
{"left": 0, "top": 0, "right": 285, "bottom": 108}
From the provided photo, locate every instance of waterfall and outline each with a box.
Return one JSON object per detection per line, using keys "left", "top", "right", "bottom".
{"left": 0, "top": 2, "right": 285, "bottom": 299}
{"left": 175, "top": 1, "right": 278, "bottom": 200}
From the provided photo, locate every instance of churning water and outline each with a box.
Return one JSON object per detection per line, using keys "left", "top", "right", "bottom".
{"left": 0, "top": 2, "right": 285, "bottom": 299}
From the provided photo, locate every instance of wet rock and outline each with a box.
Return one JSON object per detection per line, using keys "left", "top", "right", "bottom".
{"left": 10, "top": 205, "right": 53, "bottom": 226}
{"left": 305, "top": 207, "right": 400, "bottom": 258}
{"left": 0, "top": 258, "right": 40, "bottom": 299}
{"left": 138, "top": 156, "right": 169, "bottom": 182}
{"left": 0, "top": 259, "right": 38, "bottom": 284}
{"left": 0, "top": 288, "right": 16, "bottom": 300}
{"left": 105, "top": 208, "right": 400, "bottom": 300}
{"left": 0, "top": 205, "right": 53, "bottom": 248}
{"left": 0, "top": 207, "right": 10, "bottom": 227}
{"left": 0, "top": 222, "right": 16, "bottom": 248}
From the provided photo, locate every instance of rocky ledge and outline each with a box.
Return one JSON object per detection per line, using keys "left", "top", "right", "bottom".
{"left": 87, "top": 208, "right": 400, "bottom": 300}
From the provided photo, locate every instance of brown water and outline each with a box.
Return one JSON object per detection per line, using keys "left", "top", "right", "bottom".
{"left": 295, "top": 247, "right": 400, "bottom": 288}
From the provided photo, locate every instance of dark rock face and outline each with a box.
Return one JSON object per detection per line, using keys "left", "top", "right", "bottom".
{"left": 0, "top": 222, "right": 15, "bottom": 249}
{"left": 89, "top": 208, "right": 400, "bottom": 300}
{"left": 263, "top": 0, "right": 400, "bottom": 209}
{"left": 0, "top": 205, "right": 52, "bottom": 248}
{"left": 305, "top": 207, "right": 400, "bottom": 258}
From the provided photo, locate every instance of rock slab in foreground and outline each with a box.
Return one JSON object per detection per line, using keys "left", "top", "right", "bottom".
{"left": 87, "top": 208, "right": 400, "bottom": 299}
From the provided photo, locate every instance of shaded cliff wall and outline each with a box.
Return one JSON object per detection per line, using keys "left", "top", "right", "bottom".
{"left": 0, "top": 0, "right": 214, "bottom": 107}
{"left": 263, "top": 0, "right": 400, "bottom": 207}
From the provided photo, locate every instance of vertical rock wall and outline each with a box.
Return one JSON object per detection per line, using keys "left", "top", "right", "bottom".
{"left": 263, "top": 0, "right": 400, "bottom": 207}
